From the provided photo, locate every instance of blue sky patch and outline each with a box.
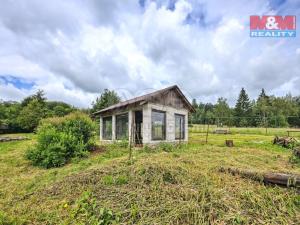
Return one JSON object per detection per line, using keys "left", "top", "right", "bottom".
{"left": 139, "top": 0, "right": 146, "bottom": 8}
{"left": 269, "top": 0, "right": 286, "bottom": 8}
{"left": 139, "top": 0, "right": 177, "bottom": 11}
{"left": 0, "top": 75, "right": 34, "bottom": 90}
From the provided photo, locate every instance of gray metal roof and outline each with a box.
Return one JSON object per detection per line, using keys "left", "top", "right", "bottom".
{"left": 93, "top": 85, "right": 195, "bottom": 115}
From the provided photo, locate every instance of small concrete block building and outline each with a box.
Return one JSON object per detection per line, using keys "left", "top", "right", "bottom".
{"left": 94, "top": 85, "right": 195, "bottom": 145}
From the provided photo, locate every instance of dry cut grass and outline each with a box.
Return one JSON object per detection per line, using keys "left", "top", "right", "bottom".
{"left": 0, "top": 132, "right": 299, "bottom": 224}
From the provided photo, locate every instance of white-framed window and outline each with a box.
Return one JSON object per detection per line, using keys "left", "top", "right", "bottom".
{"left": 102, "top": 116, "right": 112, "bottom": 140}
{"left": 175, "top": 114, "right": 185, "bottom": 140}
{"left": 116, "top": 113, "right": 128, "bottom": 140}
{"left": 151, "top": 109, "right": 166, "bottom": 140}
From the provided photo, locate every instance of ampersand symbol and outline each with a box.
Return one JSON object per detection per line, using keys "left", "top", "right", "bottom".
{"left": 266, "top": 16, "right": 278, "bottom": 29}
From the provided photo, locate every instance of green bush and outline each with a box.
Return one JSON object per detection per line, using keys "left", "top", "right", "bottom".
{"left": 26, "top": 112, "right": 96, "bottom": 168}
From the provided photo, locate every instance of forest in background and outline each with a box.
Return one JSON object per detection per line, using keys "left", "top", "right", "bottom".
{"left": 0, "top": 90, "right": 76, "bottom": 133}
{"left": 190, "top": 88, "right": 300, "bottom": 127}
{"left": 0, "top": 89, "right": 119, "bottom": 133}
{"left": 1, "top": 87, "right": 300, "bottom": 134}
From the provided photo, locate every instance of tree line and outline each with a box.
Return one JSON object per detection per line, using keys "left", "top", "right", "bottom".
{"left": 1, "top": 87, "right": 300, "bottom": 134}
{"left": 0, "top": 89, "right": 120, "bottom": 133}
{"left": 190, "top": 88, "right": 300, "bottom": 127}
{"left": 0, "top": 90, "right": 76, "bottom": 133}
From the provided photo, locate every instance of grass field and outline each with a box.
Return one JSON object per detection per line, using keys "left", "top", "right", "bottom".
{"left": 0, "top": 129, "right": 299, "bottom": 224}
{"left": 189, "top": 124, "right": 300, "bottom": 137}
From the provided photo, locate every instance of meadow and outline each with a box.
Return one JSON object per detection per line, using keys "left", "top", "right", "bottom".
{"left": 0, "top": 128, "right": 299, "bottom": 224}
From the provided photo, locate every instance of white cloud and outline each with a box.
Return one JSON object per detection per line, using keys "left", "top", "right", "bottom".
{"left": 0, "top": 83, "right": 30, "bottom": 101}
{"left": 213, "top": 19, "right": 245, "bottom": 55}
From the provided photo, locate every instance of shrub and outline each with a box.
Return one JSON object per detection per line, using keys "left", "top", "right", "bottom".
{"left": 26, "top": 112, "right": 96, "bottom": 168}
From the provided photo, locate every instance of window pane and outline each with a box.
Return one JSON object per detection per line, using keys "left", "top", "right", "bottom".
{"left": 152, "top": 110, "right": 166, "bottom": 140}
{"left": 116, "top": 113, "right": 128, "bottom": 140}
{"left": 175, "top": 114, "right": 185, "bottom": 139}
{"left": 102, "top": 116, "right": 112, "bottom": 140}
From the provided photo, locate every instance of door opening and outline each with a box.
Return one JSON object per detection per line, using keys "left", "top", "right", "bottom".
{"left": 134, "top": 110, "right": 143, "bottom": 145}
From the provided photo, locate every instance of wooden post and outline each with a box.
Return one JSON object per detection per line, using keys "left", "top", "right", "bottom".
{"left": 219, "top": 167, "right": 300, "bottom": 188}
{"left": 205, "top": 122, "right": 210, "bottom": 144}
{"left": 128, "top": 111, "right": 135, "bottom": 161}
{"left": 225, "top": 140, "right": 234, "bottom": 147}
{"left": 264, "top": 114, "right": 268, "bottom": 135}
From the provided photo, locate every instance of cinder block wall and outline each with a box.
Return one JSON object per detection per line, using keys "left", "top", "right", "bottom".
{"left": 142, "top": 103, "right": 188, "bottom": 144}
{"left": 99, "top": 103, "right": 188, "bottom": 144}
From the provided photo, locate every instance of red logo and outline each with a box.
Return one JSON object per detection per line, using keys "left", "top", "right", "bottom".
{"left": 250, "top": 15, "right": 296, "bottom": 37}
{"left": 250, "top": 15, "right": 296, "bottom": 30}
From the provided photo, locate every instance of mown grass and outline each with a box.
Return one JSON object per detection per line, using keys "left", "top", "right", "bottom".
{"left": 189, "top": 124, "right": 300, "bottom": 137}
{"left": 0, "top": 129, "right": 299, "bottom": 224}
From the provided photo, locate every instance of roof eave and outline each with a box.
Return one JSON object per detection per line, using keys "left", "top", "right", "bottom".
{"left": 92, "top": 100, "right": 147, "bottom": 116}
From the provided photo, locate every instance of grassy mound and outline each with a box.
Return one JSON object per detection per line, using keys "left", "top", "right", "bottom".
{"left": 18, "top": 151, "right": 300, "bottom": 224}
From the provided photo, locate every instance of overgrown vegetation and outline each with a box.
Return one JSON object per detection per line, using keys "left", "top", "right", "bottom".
{"left": 0, "top": 128, "right": 300, "bottom": 224}
{"left": 0, "top": 211, "right": 20, "bottom": 225}
{"left": 67, "top": 191, "right": 120, "bottom": 225}
{"left": 26, "top": 112, "right": 96, "bottom": 168}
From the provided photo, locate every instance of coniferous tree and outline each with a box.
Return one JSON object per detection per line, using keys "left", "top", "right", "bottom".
{"left": 192, "top": 99, "right": 198, "bottom": 108}
{"left": 21, "top": 90, "right": 46, "bottom": 107}
{"left": 190, "top": 99, "right": 199, "bottom": 123}
{"left": 234, "top": 88, "right": 252, "bottom": 127}
{"left": 91, "top": 89, "right": 121, "bottom": 113}
{"left": 255, "top": 88, "right": 270, "bottom": 127}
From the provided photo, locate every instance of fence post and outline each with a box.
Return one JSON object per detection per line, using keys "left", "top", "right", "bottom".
{"left": 205, "top": 122, "right": 210, "bottom": 144}
{"left": 265, "top": 116, "right": 268, "bottom": 135}
{"left": 128, "top": 111, "right": 134, "bottom": 161}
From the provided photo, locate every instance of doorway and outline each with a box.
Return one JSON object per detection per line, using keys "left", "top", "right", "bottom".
{"left": 134, "top": 110, "right": 143, "bottom": 145}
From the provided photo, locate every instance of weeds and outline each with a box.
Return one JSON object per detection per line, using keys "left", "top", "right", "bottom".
{"left": 0, "top": 211, "right": 22, "bottom": 225}
{"left": 142, "top": 142, "right": 185, "bottom": 153}
{"left": 112, "top": 139, "right": 128, "bottom": 148}
{"left": 68, "top": 191, "right": 120, "bottom": 225}
{"left": 289, "top": 155, "right": 300, "bottom": 165}
{"left": 0, "top": 129, "right": 300, "bottom": 224}
{"left": 102, "top": 174, "right": 128, "bottom": 185}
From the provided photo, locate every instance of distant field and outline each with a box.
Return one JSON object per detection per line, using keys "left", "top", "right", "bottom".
{"left": 189, "top": 124, "right": 300, "bottom": 137}
{"left": 0, "top": 131, "right": 299, "bottom": 224}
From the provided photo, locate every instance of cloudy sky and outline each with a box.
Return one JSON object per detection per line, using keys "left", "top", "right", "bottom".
{"left": 0, "top": 0, "right": 299, "bottom": 108}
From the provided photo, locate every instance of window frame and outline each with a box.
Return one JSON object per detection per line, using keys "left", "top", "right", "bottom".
{"left": 115, "top": 112, "right": 129, "bottom": 140}
{"left": 175, "top": 113, "right": 185, "bottom": 140}
{"left": 151, "top": 109, "right": 166, "bottom": 141}
{"left": 102, "top": 116, "right": 112, "bottom": 140}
